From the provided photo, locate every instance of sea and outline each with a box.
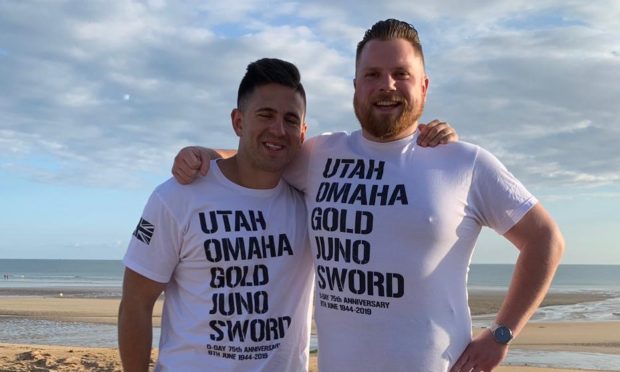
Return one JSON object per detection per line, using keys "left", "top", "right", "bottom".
{"left": 1, "top": 260, "right": 619, "bottom": 370}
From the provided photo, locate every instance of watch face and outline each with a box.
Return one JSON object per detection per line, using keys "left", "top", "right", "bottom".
{"left": 494, "top": 326, "right": 513, "bottom": 344}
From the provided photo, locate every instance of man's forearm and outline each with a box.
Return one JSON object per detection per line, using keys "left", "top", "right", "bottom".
{"left": 118, "top": 301, "right": 154, "bottom": 372}
{"left": 495, "top": 226, "right": 564, "bottom": 337}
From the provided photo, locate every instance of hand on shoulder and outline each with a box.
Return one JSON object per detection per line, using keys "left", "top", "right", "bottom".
{"left": 171, "top": 146, "right": 212, "bottom": 184}
{"left": 417, "top": 119, "right": 459, "bottom": 147}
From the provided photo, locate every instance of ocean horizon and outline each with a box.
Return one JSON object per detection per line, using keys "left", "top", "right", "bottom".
{"left": 1, "top": 259, "right": 619, "bottom": 370}
{"left": 1, "top": 259, "right": 619, "bottom": 295}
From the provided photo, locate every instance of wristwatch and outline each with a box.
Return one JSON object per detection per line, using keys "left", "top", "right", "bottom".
{"left": 489, "top": 323, "right": 513, "bottom": 344}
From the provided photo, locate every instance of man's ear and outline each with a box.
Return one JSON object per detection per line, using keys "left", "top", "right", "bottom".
{"left": 422, "top": 75, "right": 429, "bottom": 103}
{"left": 231, "top": 108, "right": 243, "bottom": 137}
{"left": 300, "top": 122, "right": 308, "bottom": 143}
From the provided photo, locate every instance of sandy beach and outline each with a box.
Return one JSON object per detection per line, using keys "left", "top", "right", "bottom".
{"left": 0, "top": 342, "right": 613, "bottom": 372}
{"left": 0, "top": 343, "right": 615, "bottom": 372}
{"left": 0, "top": 291, "right": 618, "bottom": 371}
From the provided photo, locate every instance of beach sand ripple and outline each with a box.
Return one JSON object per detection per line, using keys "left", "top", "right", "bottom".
{"left": 0, "top": 344, "right": 152, "bottom": 371}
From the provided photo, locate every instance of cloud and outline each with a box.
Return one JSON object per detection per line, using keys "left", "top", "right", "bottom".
{"left": 420, "top": 2, "right": 620, "bottom": 188}
{"left": 0, "top": 1, "right": 355, "bottom": 188}
{"left": 0, "top": 0, "right": 618, "bottom": 191}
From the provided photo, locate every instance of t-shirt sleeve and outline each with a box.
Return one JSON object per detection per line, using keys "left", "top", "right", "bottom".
{"left": 468, "top": 147, "right": 538, "bottom": 235}
{"left": 123, "top": 190, "right": 182, "bottom": 283}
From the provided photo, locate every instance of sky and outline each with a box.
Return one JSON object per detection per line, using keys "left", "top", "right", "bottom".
{"left": 0, "top": 0, "right": 618, "bottom": 264}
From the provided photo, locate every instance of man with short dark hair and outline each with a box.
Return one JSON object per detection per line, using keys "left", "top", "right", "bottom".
{"left": 119, "top": 58, "right": 314, "bottom": 371}
{"left": 172, "top": 19, "right": 564, "bottom": 372}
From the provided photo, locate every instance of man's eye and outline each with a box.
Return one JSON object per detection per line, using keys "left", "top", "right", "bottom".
{"left": 284, "top": 114, "right": 300, "bottom": 125}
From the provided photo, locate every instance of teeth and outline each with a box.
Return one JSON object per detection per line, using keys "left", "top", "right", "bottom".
{"left": 264, "top": 142, "right": 283, "bottom": 150}
{"left": 375, "top": 101, "right": 399, "bottom": 106}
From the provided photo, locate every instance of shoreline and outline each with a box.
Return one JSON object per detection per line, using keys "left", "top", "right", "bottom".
{"left": 0, "top": 289, "right": 613, "bottom": 325}
{"left": 0, "top": 291, "right": 618, "bottom": 371}
{"left": 468, "top": 289, "right": 614, "bottom": 315}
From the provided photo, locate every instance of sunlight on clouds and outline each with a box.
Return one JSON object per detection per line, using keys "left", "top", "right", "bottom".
{"left": 59, "top": 88, "right": 100, "bottom": 107}
{"left": 422, "top": 3, "right": 620, "bottom": 190}
{"left": 194, "top": 0, "right": 301, "bottom": 26}
{"left": 0, "top": 0, "right": 618, "bottom": 191}
{"left": 179, "top": 27, "right": 215, "bottom": 43}
{"left": 541, "top": 190, "right": 620, "bottom": 202}
{"left": 526, "top": 162, "right": 620, "bottom": 187}
{"left": 0, "top": 130, "right": 32, "bottom": 154}
{"left": 519, "top": 120, "right": 593, "bottom": 137}
{"left": 147, "top": 0, "right": 166, "bottom": 9}
{"left": 4, "top": 131, "right": 89, "bottom": 163}
{"left": 76, "top": 18, "right": 152, "bottom": 48}
{"left": 109, "top": 72, "right": 160, "bottom": 92}
{"left": 0, "top": 0, "right": 618, "bottom": 262}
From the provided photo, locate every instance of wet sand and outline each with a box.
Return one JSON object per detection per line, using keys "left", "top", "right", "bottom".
{"left": 0, "top": 291, "right": 617, "bottom": 371}
{"left": 0, "top": 290, "right": 610, "bottom": 325}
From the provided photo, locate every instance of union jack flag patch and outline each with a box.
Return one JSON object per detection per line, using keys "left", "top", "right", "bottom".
{"left": 133, "top": 218, "right": 155, "bottom": 245}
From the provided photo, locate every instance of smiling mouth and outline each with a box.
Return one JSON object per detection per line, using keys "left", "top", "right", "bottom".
{"left": 374, "top": 100, "right": 403, "bottom": 111}
{"left": 263, "top": 141, "right": 285, "bottom": 151}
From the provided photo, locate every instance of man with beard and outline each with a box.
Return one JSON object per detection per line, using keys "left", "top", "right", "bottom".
{"left": 172, "top": 19, "right": 564, "bottom": 372}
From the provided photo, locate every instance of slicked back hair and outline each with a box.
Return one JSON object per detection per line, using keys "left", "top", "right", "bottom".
{"left": 237, "top": 58, "right": 306, "bottom": 110}
{"left": 355, "top": 19, "right": 425, "bottom": 68}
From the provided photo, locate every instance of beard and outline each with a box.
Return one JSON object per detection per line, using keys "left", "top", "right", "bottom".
{"left": 354, "top": 92, "right": 424, "bottom": 141}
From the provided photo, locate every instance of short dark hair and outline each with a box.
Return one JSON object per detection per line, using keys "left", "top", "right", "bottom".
{"left": 356, "top": 19, "right": 425, "bottom": 67}
{"left": 237, "top": 58, "right": 306, "bottom": 110}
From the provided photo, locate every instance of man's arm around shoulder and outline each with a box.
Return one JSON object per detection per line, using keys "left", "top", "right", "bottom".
{"left": 118, "top": 268, "right": 167, "bottom": 372}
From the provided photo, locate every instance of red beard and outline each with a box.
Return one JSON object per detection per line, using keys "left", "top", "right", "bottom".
{"left": 354, "top": 92, "right": 424, "bottom": 140}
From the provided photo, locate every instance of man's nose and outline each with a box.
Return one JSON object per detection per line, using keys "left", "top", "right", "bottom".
{"left": 269, "top": 117, "right": 286, "bottom": 136}
{"left": 379, "top": 73, "right": 397, "bottom": 91}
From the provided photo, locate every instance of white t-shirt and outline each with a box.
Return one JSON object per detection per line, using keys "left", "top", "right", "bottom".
{"left": 285, "top": 130, "right": 537, "bottom": 372}
{"left": 124, "top": 160, "right": 314, "bottom": 372}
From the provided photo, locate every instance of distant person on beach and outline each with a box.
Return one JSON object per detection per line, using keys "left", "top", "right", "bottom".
{"left": 171, "top": 19, "right": 564, "bottom": 371}
{"left": 118, "top": 57, "right": 456, "bottom": 371}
